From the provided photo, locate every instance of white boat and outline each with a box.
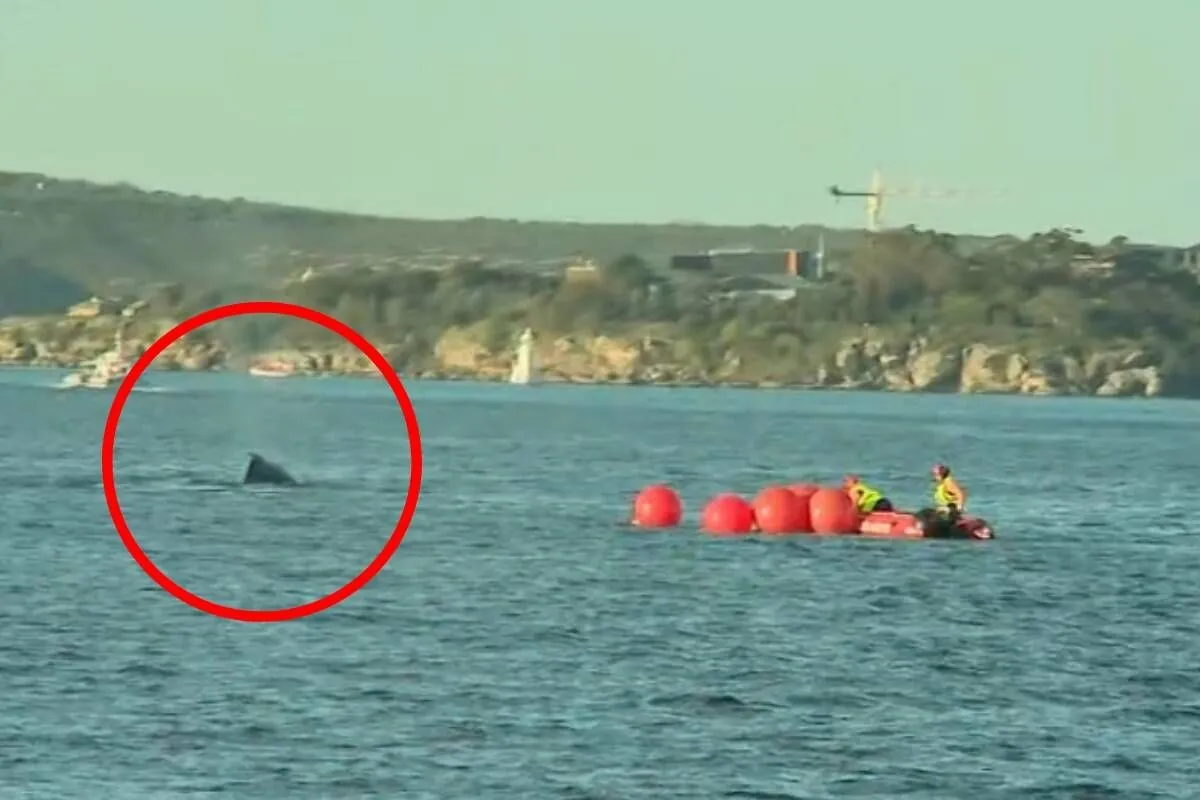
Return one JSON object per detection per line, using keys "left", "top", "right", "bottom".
{"left": 248, "top": 360, "right": 295, "bottom": 378}
{"left": 58, "top": 328, "right": 134, "bottom": 390}
{"left": 509, "top": 327, "right": 539, "bottom": 385}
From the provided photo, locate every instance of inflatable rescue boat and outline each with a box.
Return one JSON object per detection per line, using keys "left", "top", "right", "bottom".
{"left": 858, "top": 508, "right": 994, "bottom": 540}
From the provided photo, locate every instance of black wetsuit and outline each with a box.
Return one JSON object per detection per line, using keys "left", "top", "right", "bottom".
{"left": 916, "top": 507, "right": 964, "bottom": 538}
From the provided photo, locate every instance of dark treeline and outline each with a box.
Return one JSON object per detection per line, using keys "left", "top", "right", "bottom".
{"left": 2, "top": 172, "right": 1197, "bottom": 382}
{"left": 222, "top": 228, "right": 1200, "bottom": 381}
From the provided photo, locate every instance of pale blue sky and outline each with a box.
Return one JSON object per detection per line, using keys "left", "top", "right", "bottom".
{"left": 2, "top": 0, "right": 1196, "bottom": 243}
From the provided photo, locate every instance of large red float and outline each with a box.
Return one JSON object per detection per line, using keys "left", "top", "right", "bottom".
{"left": 808, "top": 487, "right": 859, "bottom": 534}
{"left": 631, "top": 484, "right": 683, "bottom": 528}
{"left": 751, "top": 486, "right": 806, "bottom": 534}
{"left": 701, "top": 493, "right": 756, "bottom": 535}
{"left": 785, "top": 483, "right": 818, "bottom": 532}
{"left": 788, "top": 483, "right": 821, "bottom": 502}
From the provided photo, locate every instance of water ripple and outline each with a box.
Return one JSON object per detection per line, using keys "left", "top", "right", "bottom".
{"left": 0, "top": 371, "right": 1196, "bottom": 797}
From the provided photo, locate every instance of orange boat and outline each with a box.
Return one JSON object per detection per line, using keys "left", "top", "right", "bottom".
{"left": 858, "top": 509, "right": 994, "bottom": 540}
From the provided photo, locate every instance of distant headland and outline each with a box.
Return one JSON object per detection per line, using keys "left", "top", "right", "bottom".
{"left": 1, "top": 170, "right": 1198, "bottom": 397}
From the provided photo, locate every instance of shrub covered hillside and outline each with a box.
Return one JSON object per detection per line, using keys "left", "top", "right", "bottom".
{"left": 1, "top": 171, "right": 1197, "bottom": 394}
{"left": 257, "top": 227, "right": 1200, "bottom": 393}
{"left": 0, "top": 170, "right": 861, "bottom": 314}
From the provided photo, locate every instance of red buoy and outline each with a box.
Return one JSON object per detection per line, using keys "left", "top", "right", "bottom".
{"left": 631, "top": 484, "right": 683, "bottom": 528}
{"left": 786, "top": 483, "right": 819, "bottom": 532}
{"left": 701, "top": 493, "right": 756, "bottom": 535}
{"left": 788, "top": 483, "right": 821, "bottom": 500}
{"left": 809, "top": 487, "right": 859, "bottom": 534}
{"left": 752, "top": 486, "right": 806, "bottom": 534}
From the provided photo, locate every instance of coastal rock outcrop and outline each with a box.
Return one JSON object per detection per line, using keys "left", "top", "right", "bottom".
{"left": 0, "top": 315, "right": 226, "bottom": 371}
{"left": 0, "top": 312, "right": 1189, "bottom": 399}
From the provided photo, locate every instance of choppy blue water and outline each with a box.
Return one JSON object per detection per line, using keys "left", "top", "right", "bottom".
{"left": 0, "top": 366, "right": 1197, "bottom": 799}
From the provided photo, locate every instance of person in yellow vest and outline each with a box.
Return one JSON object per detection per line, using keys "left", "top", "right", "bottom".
{"left": 842, "top": 475, "right": 894, "bottom": 513}
{"left": 931, "top": 463, "right": 967, "bottom": 519}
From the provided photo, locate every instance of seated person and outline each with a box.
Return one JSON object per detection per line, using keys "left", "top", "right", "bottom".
{"left": 842, "top": 475, "right": 894, "bottom": 513}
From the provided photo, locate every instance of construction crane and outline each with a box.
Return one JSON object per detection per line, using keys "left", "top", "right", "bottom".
{"left": 828, "top": 169, "right": 1001, "bottom": 232}
{"left": 828, "top": 170, "right": 886, "bottom": 232}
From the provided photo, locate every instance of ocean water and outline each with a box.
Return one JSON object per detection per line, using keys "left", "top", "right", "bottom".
{"left": 0, "top": 366, "right": 1196, "bottom": 799}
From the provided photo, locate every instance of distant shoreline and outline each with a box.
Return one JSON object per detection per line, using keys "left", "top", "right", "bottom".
{"left": 4, "top": 171, "right": 1198, "bottom": 405}
{"left": 1, "top": 363, "right": 1186, "bottom": 400}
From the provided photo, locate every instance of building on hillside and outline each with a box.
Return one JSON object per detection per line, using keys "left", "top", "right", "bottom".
{"left": 1063, "top": 242, "right": 1200, "bottom": 280}
{"left": 563, "top": 257, "right": 601, "bottom": 284}
{"left": 1114, "top": 243, "right": 1200, "bottom": 275}
{"left": 669, "top": 253, "right": 714, "bottom": 273}
{"left": 668, "top": 248, "right": 825, "bottom": 281}
{"left": 66, "top": 296, "right": 122, "bottom": 318}
{"left": 121, "top": 300, "right": 148, "bottom": 318}
{"left": 1184, "top": 245, "right": 1200, "bottom": 273}
{"left": 712, "top": 275, "right": 798, "bottom": 301}
{"left": 1069, "top": 253, "right": 1116, "bottom": 277}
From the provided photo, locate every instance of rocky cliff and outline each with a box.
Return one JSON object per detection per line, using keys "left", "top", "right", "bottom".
{"left": 419, "top": 326, "right": 1178, "bottom": 397}
{"left": 0, "top": 314, "right": 1183, "bottom": 398}
{"left": 0, "top": 316, "right": 224, "bottom": 371}
{"left": 814, "top": 337, "right": 1166, "bottom": 397}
